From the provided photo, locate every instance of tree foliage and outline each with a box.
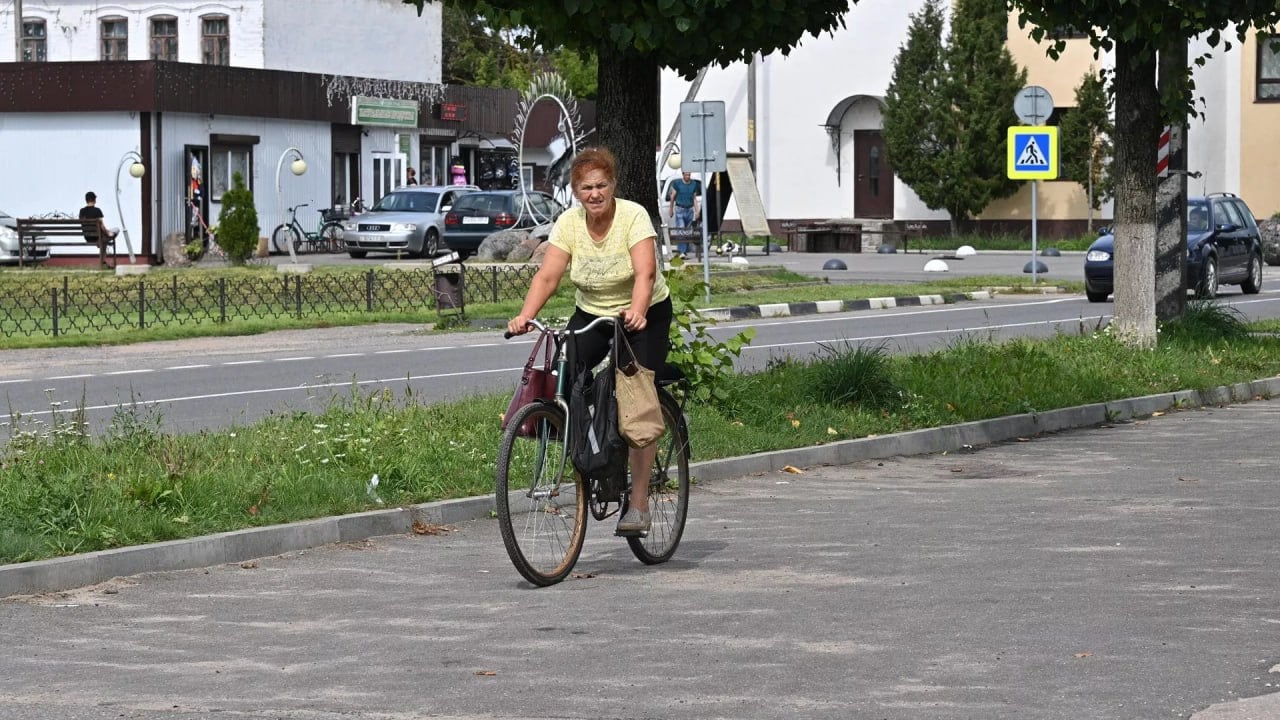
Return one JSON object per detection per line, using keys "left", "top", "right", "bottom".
{"left": 441, "top": 4, "right": 598, "bottom": 98}
{"left": 1057, "top": 69, "right": 1113, "bottom": 222}
{"left": 884, "top": 0, "right": 1025, "bottom": 235}
{"left": 216, "top": 172, "right": 258, "bottom": 265}
{"left": 882, "top": 2, "right": 950, "bottom": 220}
{"left": 1013, "top": 1, "right": 1280, "bottom": 123}
{"left": 407, "top": 0, "right": 856, "bottom": 220}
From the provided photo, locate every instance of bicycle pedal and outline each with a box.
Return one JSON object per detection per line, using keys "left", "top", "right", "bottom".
{"left": 614, "top": 528, "right": 648, "bottom": 538}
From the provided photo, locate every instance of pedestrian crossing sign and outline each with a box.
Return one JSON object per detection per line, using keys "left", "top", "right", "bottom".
{"left": 1007, "top": 126, "right": 1058, "bottom": 180}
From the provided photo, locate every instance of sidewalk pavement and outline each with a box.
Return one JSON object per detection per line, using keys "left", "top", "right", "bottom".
{"left": 2, "top": 380, "right": 1279, "bottom": 718}
{"left": 4, "top": 373, "right": 1276, "bottom": 601}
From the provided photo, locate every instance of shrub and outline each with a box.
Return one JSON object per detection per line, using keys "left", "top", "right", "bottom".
{"left": 216, "top": 171, "right": 260, "bottom": 264}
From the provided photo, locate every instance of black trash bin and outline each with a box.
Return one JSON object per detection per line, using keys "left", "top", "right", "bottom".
{"left": 433, "top": 265, "right": 466, "bottom": 315}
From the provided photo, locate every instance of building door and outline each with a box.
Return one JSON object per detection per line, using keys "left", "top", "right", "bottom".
{"left": 371, "top": 153, "right": 405, "bottom": 204}
{"left": 854, "top": 130, "right": 893, "bottom": 219}
{"left": 183, "top": 144, "right": 210, "bottom": 242}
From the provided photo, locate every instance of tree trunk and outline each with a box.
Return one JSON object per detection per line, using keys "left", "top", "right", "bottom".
{"left": 1110, "top": 41, "right": 1160, "bottom": 349}
{"left": 1155, "top": 42, "right": 1189, "bottom": 322}
{"left": 596, "top": 49, "right": 660, "bottom": 222}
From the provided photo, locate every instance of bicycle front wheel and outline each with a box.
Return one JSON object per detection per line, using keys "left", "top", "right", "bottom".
{"left": 495, "top": 401, "right": 586, "bottom": 586}
{"left": 628, "top": 390, "right": 690, "bottom": 564}
{"left": 271, "top": 224, "right": 299, "bottom": 255}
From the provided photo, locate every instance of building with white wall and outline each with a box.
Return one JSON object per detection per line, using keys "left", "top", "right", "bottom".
{"left": 0, "top": 0, "right": 590, "bottom": 264}
{"left": 1, "top": 0, "right": 442, "bottom": 83}
{"left": 662, "top": 5, "right": 1280, "bottom": 239}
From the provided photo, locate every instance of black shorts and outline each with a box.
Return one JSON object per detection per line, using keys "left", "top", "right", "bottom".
{"left": 566, "top": 297, "right": 673, "bottom": 376}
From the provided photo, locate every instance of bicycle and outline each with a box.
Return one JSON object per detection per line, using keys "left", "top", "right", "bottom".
{"left": 497, "top": 316, "right": 691, "bottom": 586}
{"left": 271, "top": 203, "right": 344, "bottom": 255}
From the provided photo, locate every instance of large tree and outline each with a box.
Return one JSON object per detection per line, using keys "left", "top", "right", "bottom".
{"left": 405, "top": 0, "right": 854, "bottom": 222}
{"left": 1057, "top": 69, "right": 1113, "bottom": 232}
{"left": 1011, "top": 1, "right": 1280, "bottom": 348}
{"left": 884, "top": 0, "right": 1025, "bottom": 235}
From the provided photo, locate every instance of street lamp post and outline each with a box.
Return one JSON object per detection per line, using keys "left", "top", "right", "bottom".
{"left": 275, "top": 147, "right": 308, "bottom": 265}
{"left": 114, "top": 150, "right": 146, "bottom": 266}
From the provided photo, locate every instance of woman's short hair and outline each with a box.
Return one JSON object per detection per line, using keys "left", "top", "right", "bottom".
{"left": 570, "top": 147, "right": 617, "bottom": 188}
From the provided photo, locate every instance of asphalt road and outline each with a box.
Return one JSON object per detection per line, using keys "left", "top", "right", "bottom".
{"left": 3, "top": 250, "right": 1280, "bottom": 435}
{"left": 2, "top": 397, "right": 1278, "bottom": 719}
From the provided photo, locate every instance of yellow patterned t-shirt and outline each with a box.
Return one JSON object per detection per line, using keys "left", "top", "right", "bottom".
{"left": 548, "top": 198, "right": 670, "bottom": 317}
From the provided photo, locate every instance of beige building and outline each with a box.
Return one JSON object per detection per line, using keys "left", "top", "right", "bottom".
{"left": 994, "top": 19, "right": 1280, "bottom": 224}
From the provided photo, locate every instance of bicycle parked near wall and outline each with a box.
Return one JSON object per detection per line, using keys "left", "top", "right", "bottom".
{"left": 271, "top": 203, "right": 344, "bottom": 255}
{"left": 496, "top": 316, "right": 691, "bottom": 587}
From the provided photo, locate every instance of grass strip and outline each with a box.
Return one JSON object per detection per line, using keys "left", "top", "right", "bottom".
{"left": 2, "top": 304, "right": 1274, "bottom": 564}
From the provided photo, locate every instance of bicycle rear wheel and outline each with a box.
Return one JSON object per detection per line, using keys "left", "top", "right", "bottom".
{"left": 627, "top": 390, "right": 690, "bottom": 564}
{"left": 495, "top": 401, "right": 586, "bottom": 586}
{"left": 271, "top": 224, "right": 299, "bottom": 255}
{"left": 320, "top": 222, "right": 344, "bottom": 253}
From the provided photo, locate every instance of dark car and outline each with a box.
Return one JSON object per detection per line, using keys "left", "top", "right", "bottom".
{"left": 341, "top": 185, "right": 477, "bottom": 259}
{"left": 443, "top": 190, "right": 564, "bottom": 258}
{"left": 1084, "top": 193, "right": 1264, "bottom": 302}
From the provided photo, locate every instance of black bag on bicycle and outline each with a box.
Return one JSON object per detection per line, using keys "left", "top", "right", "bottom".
{"left": 568, "top": 361, "right": 628, "bottom": 482}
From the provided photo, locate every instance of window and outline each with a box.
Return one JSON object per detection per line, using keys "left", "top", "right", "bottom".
{"left": 21, "top": 19, "right": 46, "bottom": 62}
{"left": 1257, "top": 34, "right": 1280, "bottom": 101}
{"left": 420, "top": 143, "right": 450, "bottom": 186}
{"left": 101, "top": 18, "right": 128, "bottom": 61}
{"left": 150, "top": 16, "right": 177, "bottom": 61}
{"left": 1050, "top": 25, "right": 1090, "bottom": 40}
{"left": 210, "top": 144, "right": 252, "bottom": 200}
{"left": 201, "top": 15, "right": 230, "bottom": 66}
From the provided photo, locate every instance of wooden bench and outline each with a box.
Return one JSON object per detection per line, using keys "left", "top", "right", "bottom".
{"left": 15, "top": 218, "right": 118, "bottom": 267}
{"left": 666, "top": 226, "right": 703, "bottom": 258}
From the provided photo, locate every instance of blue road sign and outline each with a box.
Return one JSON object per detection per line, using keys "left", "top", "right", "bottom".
{"left": 1007, "top": 126, "right": 1058, "bottom": 180}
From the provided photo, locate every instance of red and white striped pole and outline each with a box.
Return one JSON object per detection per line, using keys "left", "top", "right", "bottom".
{"left": 1156, "top": 125, "right": 1171, "bottom": 177}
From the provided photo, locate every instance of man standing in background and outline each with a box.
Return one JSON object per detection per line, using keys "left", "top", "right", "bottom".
{"left": 666, "top": 171, "right": 701, "bottom": 257}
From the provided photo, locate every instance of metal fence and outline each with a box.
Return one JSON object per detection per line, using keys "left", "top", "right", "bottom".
{"left": 0, "top": 265, "right": 538, "bottom": 339}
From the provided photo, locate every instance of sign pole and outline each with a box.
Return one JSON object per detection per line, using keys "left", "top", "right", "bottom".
{"left": 1031, "top": 180, "right": 1038, "bottom": 284}
{"left": 1010, "top": 85, "right": 1055, "bottom": 286}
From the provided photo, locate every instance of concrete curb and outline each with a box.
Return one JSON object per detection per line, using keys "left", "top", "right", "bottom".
{"left": 4, "top": 375, "right": 1278, "bottom": 599}
{"left": 699, "top": 291, "right": 989, "bottom": 322}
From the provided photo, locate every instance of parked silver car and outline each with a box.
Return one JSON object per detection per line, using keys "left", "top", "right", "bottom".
{"left": 0, "top": 209, "right": 48, "bottom": 264}
{"left": 342, "top": 185, "right": 477, "bottom": 259}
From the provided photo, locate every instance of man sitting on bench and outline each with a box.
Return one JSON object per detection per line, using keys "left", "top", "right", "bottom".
{"left": 79, "top": 191, "right": 117, "bottom": 269}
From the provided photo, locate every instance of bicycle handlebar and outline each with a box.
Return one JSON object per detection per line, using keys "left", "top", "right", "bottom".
{"left": 288, "top": 203, "right": 311, "bottom": 213}
{"left": 502, "top": 315, "right": 616, "bottom": 340}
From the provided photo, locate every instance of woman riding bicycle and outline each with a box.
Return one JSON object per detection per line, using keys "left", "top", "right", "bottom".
{"left": 506, "top": 147, "right": 672, "bottom": 536}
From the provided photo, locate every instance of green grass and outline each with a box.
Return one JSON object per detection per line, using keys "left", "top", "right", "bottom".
{"left": 898, "top": 232, "right": 1100, "bottom": 253}
{"left": 3, "top": 310, "right": 1277, "bottom": 565}
{"left": 0, "top": 263, "right": 1075, "bottom": 349}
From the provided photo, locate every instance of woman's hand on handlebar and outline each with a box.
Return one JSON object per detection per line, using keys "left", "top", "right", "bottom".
{"left": 619, "top": 307, "right": 647, "bottom": 333}
{"left": 506, "top": 315, "right": 533, "bottom": 337}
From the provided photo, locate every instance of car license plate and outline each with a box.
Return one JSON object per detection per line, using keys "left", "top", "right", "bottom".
{"left": 462, "top": 216, "right": 488, "bottom": 225}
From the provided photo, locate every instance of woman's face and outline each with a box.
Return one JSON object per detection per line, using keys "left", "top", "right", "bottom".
{"left": 573, "top": 168, "right": 615, "bottom": 219}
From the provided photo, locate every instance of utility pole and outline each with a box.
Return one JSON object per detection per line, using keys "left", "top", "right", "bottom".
{"left": 14, "top": 0, "right": 23, "bottom": 62}
{"left": 1155, "top": 41, "right": 1189, "bottom": 322}
{"left": 747, "top": 55, "right": 757, "bottom": 161}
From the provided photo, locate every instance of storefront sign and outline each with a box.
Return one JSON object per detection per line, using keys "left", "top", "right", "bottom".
{"left": 439, "top": 102, "right": 467, "bottom": 121}
{"left": 351, "top": 96, "right": 419, "bottom": 128}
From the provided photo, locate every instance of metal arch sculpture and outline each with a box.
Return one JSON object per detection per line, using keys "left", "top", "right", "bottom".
{"left": 512, "top": 73, "right": 584, "bottom": 226}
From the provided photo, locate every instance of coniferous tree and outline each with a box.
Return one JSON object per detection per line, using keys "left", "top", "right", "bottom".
{"left": 883, "top": 0, "right": 951, "bottom": 225}
{"left": 216, "top": 172, "right": 259, "bottom": 265}
{"left": 884, "top": 0, "right": 1026, "bottom": 235}
{"left": 1058, "top": 69, "right": 1114, "bottom": 231}
{"left": 943, "top": 0, "right": 1026, "bottom": 232}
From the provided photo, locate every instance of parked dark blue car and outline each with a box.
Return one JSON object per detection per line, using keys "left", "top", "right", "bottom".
{"left": 1084, "top": 193, "right": 1264, "bottom": 302}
